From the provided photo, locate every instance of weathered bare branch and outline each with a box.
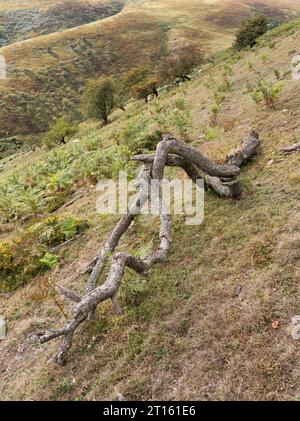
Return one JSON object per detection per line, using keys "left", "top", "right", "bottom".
{"left": 55, "top": 284, "right": 82, "bottom": 303}
{"left": 83, "top": 165, "right": 152, "bottom": 279}
{"left": 40, "top": 130, "right": 259, "bottom": 364}
{"left": 204, "top": 176, "right": 243, "bottom": 199}
{"left": 282, "top": 141, "right": 300, "bottom": 154}
{"left": 226, "top": 130, "right": 259, "bottom": 166}
{"left": 132, "top": 130, "right": 259, "bottom": 200}
{"left": 152, "top": 134, "right": 240, "bottom": 180}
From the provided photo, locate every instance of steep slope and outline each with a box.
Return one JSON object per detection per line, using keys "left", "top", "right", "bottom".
{"left": 1, "top": 0, "right": 300, "bottom": 137}
{"left": 0, "top": 19, "right": 300, "bottom": 400}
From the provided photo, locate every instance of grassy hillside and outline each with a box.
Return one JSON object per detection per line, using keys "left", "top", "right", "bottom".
{"left": 0, "top": 0, "right": 125, "bottom": 46}
{"left": 0, "top": 18, "right": 300, "bottom": 400}
{"left": 1, "top": 0, "right": 300, "bottom": 138}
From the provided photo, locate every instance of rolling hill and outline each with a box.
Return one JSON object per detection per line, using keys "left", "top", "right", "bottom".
{"left": 0, "top": 0, "right": 300, "bottom": 139}
{"left": 0, "top": 0, "right": 125, "bottom": 47}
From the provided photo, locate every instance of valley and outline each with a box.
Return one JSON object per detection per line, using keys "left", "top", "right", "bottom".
{"left": 1, "top": 0, "right": 300, "bottom": 140}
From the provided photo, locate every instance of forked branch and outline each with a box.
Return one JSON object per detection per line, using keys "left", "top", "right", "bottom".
{"left": 40, "top": 130, "right": 259, "bottom": 364}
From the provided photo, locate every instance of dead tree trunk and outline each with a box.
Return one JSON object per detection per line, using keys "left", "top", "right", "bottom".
{"left": 40, "top": 130, "right": 260, "bottom": 364}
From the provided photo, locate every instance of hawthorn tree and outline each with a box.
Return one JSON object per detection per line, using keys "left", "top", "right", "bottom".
{"left": 122, "top": 66, "right": 158, "bottom": 103}
{"left": 157, "top": 45, "right": 204, "bottom": 85}
{"left": 132, "top": 79, "right": 158, "bottom": 103}
{"left": 234, "top": 15, "right": 269, "bottom": 50}
{"left": 43, "top": 117, "right": 77, "bottom": 149}
{"left": 82, "top": 77, "right": 115, "bottom": 124}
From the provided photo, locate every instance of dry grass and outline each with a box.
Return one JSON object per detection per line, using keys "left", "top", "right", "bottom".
{"left": 1, "top": 0, "right": 300, "bottom": 136}
{"left": 1, "top": 12, "right": 300, "bottom": 402}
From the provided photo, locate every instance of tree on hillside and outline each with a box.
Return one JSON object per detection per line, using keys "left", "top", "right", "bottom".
{"left": 157, "top": 45, "right": 204, "bottom": 85}
{"left": 43, "top": 117, "right": 77, "bottom": 149}
{"left": 122, "top": 66, "right": 159, "bottom": 103}
{"left": 132, "top": 79, "right": 158, "bottom": 103}
{"left": 234, "top": 15, "right": 269, "bottom": 50}
{"left": 81, "top": 77, "right": 115, "bottom": 125}
{"left": 113, "top": 80, "right": 131, "bottom": 112}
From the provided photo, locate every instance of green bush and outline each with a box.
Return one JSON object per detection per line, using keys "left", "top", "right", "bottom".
{"left": 0, "top": 237, "right": 44, "bottom": 291}
{"left": 210, "top": 103, "right": 221, "bottom": 126}
{"left": 0, "top": 216, "right": 88, "bottom": 291}
{"left": 43, "top": 117, "right": 77, "bottom": 149}
{"left": 120, "top": 277, "right": 150, "bottom": 307}
{"left": 81, "top": 77, "right": 115, "bottom": 125}
{"left": 205, "top": 127, "right": 219, "bottom": 140}
{"left": 234, "top": 15, "right": 269, "bottom": 50}
{"left": 114, "top": 112, "right": 162, "bottom": 153}
{"left": 0, "top": 137, "right": 23, "bottom": 159}
{"left": 0, "top": 140, "right": 132, "bottom": 220}
{"left": 152, "top": 97, "right": 192, "bottom": 140}
{"left": 249, "top": 74, "right": 284, "bottom": 109}
{"left": 30, "top": 215, "right": 89, "bottom": 247}
{"left": 39, "top": 252, "right": 60, "bottom": 269}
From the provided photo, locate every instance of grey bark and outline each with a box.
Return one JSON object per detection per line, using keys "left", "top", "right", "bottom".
{"left": 226, "top": 130, "right": 259, "bottom": 167}
{"left": 55, "top": 284, "right": 82, "bottom": 303}
{"left": 40, "top": 131, "right": 259, "bottom": 364}
{"left": 282, "top": 141, "right": 300, "bottom": 154}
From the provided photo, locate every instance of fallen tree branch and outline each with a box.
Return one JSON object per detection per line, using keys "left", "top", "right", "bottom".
{"left": 152, "top": 134, "right": 240, "bottom": 180}
{"left": 131, "top": 130, "right": 259, "bottom": 200}
{"left": 21, "top": 213, "right": 45, "bottom": 222}
{"left": 40, "top": 130, "right": 260, "bottom": 364}
{"left": 83, "top": 136, "right": 243, "bottom": 275}
{"left": 282, "top": 141, "right": 300, "bottom": 154}
{"left": 226, "top": 130, "right": 259, "bottom": 166}
{"left": 204, "top": 175, "right": 243, "bottom": 199}
{"left": 55, "top": 284, "right": 82, "bottom": 303}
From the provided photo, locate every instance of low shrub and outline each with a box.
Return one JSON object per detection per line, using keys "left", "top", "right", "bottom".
{"left": 30, "top": 215, "right": 89, "bottom": 247}
{"left": 0, "top": 141, "right": 132, "bottom": 220}
{"left": 234, "top": 15, "right": 269, "bottom": 50}
{"left": 249, "top": 75, "right": 284, "bottom": 109}
{"left": 0, "top": 215, "right": 88, "bottom": 291}
{"left": 152, "top": 97, "right": 192, "bottom": 141}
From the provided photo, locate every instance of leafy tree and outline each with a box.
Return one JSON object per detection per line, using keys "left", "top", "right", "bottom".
{"left": 82, "top": 77, "right": 115, "bottom": 124}
{"left": 122, "top": 67, "right": 150, "bottom": 90}
{"left": 132, "top": 79, "right": 158, "bottom": 103}
{"left": 43, "top": 117, "right": 77, "bottom": 149}
{"left": 114, "top": 87, "right": 127, "bottom": 111}
{"left": 157, "top": 45, "right": 204, "bottom": 84}
{"left": 234, "top": 15, "right": 269, "bottom": 50}
{"left": 122, "top": 67, "right": 158, "bottom": 103}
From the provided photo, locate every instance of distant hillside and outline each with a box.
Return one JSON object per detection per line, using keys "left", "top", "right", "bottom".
{"left": 0, "top": 0, "right": 125, "bottom": 46}
{"left": 0, "top": 0, "right": 300, "bottom": 138}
